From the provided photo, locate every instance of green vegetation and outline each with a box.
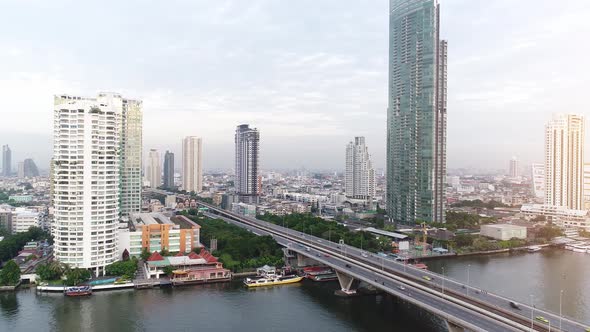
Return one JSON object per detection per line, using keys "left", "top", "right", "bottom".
{"left": 451, "top": 200, "right": 509, "bottom": 209}
{"left": 182, "top": 211, "right": 284, "bottom": 272}
{"left": 36, "top": 261, "right": 68, "bottom": 281}
{"left": 0, "top": 260, "right": 21, "bottom": 286}
{"left": 0, "top": 227, "right": 52, "bottom": 263}
{"left": 162, "top": 266, "right": 174, "bottom": 276}
{"left": 65, "top": 268, "right": 91, "bottom": 286}
{"left": 140, "top": 248, "right": 151, "bottom": 261}
{"left": 447, "top": 234, "right": 528, "bottom": 253}
{"left": 105, "top": 257, "right": 138, "bottom": 279}
{"left": 535, "top": 225, "right": 563, "bottom": 240}
{"left": 428, "top": 211, "right": 496, "bottom": 231}
{"left": 258, "top": 213, "right": 392, "bottom": 253}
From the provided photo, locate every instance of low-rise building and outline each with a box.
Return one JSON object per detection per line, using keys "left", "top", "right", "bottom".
{"left": 119, "top": 213, "right": 202, "bottom": 258}
{"left": 12, "top": 208, "right": 40, "bottom": 233}
{"left": 520, "top": 204, "right": 590, "bottom": 231}
{"left": 0, "top": 208, "right": 12, "bottom": 233}
{"left": 144, "top": 250, "right": 230, "bottom": 283}
{"left": 9, "top": 195, "right": 33, "bottom": 203}
{"left": 480, "top": 224, "right": 527, "bottom": 240}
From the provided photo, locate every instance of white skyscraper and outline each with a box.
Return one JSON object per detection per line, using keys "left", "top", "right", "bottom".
{"left": 345, "top": 137, "right": 375, "bottom": 199}
{"left": 53, "top": 94, "right": 121, "bottom": 274}
{"left": 235, "top": 124, "right": 260, "bottom": 201}
{"left": 544, "top": 113, "right": 585, "bottom": 210}
{"left": 146, "top": 149, "right": 161, "bottom": 188}
{"left": 509, "top": 156, "right": 519, "bottom": 178}
{"left": 182, "top": 136, "right": 203, "bottom": 193}
{"left": 120, "top": 97, "right": 143, "bottom": 216}
{"left": 584, "top": 163, "right": 590, "bottom": 211}
{"left": 531, "top": 163, "right": 545, "bottom": 200}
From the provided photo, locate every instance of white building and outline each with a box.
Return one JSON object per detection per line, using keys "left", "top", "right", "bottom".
{"left": 182, "top": 136, "right": 203, "bottom": 193}
{"left": 53, "top": 93, "right": 121, "bottom": 274}
{"left": 146, "top": 149, "right": 161, "bottom": 188}
{"left": 235, "top": 124, "right": 260, "bottom": 200}
{"left": 531, "top": 163, "right": 545, "bottom": 200}
{"left": 120, "top": 97, "right": 143, "bottom": 216}
{"left": 521, "top": 204, "right": 590, "bottom": 231}
{"left": 509, "top": 156, "right": 518, "bottom": 178}
{"left": 584, "top": 163, "right": 590, "bottom": 211}
{"left": 544, "top": 113, "right": 585, "bottom": 210}
{"left": 345, "top": 137, "right": 375, "bottom": 199}
{"left": 480, "top": 224, "right": 527, "bottom": 241}
{"left": 12, "top": 208, "right": 40, "bottom": 234}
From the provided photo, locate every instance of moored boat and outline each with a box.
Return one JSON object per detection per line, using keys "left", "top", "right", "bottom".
{"left": 244, "top": 274, "right": 303, "bottom": 287}
{"left": 527, "top": 246, "right": 542, "bottom": 252}
{"left": 64, "top": 285, "right": 92, "bottom": 297}
{"left": 310, "top": 273, "right": 338, "bottom": 282}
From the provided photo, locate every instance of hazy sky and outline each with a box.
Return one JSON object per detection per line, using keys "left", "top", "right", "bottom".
{"left": 1, "top": 0, "right": 589, "bottom": 171}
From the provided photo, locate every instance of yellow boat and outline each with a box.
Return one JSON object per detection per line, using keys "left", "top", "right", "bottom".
{"left": 244, "top": 275, "right": 303, "bottom": 287}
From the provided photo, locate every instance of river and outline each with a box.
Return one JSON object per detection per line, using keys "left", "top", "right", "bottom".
{"left": 0, "top": 248, "right": 588, "bottom": 332}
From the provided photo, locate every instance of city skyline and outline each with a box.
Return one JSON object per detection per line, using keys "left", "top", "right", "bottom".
{"left": 1, "top": 1, "right": 590, "bottom": 170}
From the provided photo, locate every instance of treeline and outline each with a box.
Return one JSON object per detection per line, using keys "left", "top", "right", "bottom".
{"left": 428, "top": 211, "right": 496, "bottom": 231}
{"left": 451, "top": 199, "right": 508, "bottom": 209}
{"left": 183, "top": 212, "right": 284, "bottom": 272}
{"left": 258, "top": 213, "right": 391, "bottom": 253}
{"left": 0, "top": 227, "right": 52, "bottom": 263}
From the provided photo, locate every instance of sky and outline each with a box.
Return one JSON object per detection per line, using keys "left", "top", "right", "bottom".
{"left": 0, "top": 0, "right": 589, "bottom": 172}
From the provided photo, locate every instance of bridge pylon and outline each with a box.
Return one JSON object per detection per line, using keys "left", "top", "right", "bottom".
{"left": 335, "top": 270, "right": 360, "bottom": 297}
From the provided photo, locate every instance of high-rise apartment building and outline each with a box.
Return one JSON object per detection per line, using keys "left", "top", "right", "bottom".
{"left": 146, "top": 149, "right": 161, "bottom": 188}
{"left": 345, "top": 137, "right": 375, "bottom": 199}
{"left": 163, "top": 150, "right": 175, "bottom": 190}
{"left": 509, "top": 156, "right": 519, "bottom": 178}
{"left": 235, "top": 125, "right": 260, "bottom": 201}
{"left": 17, "top": 162, "right": 24, "bottom": 178}
{"left": 531, "top": 163, "right": 545, "bottom": 200}
{"left": 584, "top": 163, "right": 590, "bottom": 211}
{"left": 182, "top": 137, "right": 203, "bottom": 193}
{"left": 387, "top": 0, "right": 447, "bottom": 224}
{"left": 2, "top": 145, "right": 11, "bottom": 177}
{"left": 23, "top": 158, "right": 39, "bottom": 177}
{"left": 544, "top": 113, "right": 585, "bottom": 210}
{"left": 120, "top": 97, "right": 143, "bottom": 216}
{"left": 53, "top": 93, "right": 121, "bottom": 274}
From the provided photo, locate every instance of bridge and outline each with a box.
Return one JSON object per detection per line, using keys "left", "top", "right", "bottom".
{"left": 145, "top": 190, "right": 588, "bottom": 332}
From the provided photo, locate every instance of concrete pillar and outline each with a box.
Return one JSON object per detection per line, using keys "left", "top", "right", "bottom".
{"left": 445, "top": 320, "right": 466, "bottom": 332}
{"left": 335, "top": 270, "right": 359, "bottom": 295}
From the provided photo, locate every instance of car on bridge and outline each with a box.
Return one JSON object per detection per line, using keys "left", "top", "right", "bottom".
{"left": 535, "top": 316, "right": 549, "bottom": 323}
{"left": 509, "top": 301, "right": 521, "bottom": 310}
{"left": 422, "top": 276, "right": 432, "bottom": 281}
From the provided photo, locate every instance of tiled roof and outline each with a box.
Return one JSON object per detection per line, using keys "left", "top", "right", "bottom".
{"left": 147, "top": 251, "right": 165, "bottom": 261}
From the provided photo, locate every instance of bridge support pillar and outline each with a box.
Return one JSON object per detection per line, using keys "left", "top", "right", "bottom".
{"left": 296, "top": 253, "right": 316, "bottom": 267}
{"left": 445, "top": 320, "right": 467, "bottom": 332}
{"left": 335, "top": 270, "right": 360, "bottom": 296}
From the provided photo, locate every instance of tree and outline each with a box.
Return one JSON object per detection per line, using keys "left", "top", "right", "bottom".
{"left": 454, "top": 234, "right": 475, "bottom": 247}
{"left": 65, "top": 268, "right": 91, "bottom": 286}
{"left": 105, "top": 258, "right": 138, "bottom": 279}
{"left": 0, "top": 260, "right": 21, "bottom": 285}
{"left": 140, "top": 248, "right": 151, "bottom": 261}
{"left": 36, "top": 261, "right": 66, "bottom": 281}
{"left": 192, "top": 247, "right": 202, "bottom": 254}
{"left": 160, "top": 248, "right": 170, "bottom": 257}
{"left": 162, "top": 266, "right": 174, "bottom": 276}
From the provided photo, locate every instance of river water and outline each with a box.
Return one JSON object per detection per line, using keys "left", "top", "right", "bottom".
{"left": 0, "top": 248, "right": 588, "bottom": 332}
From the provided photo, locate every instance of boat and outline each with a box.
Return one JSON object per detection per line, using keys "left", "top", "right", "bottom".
{"left": 64, "top": 285, "right": 92, "bottom": 297}
{"left": 310, "top": 273, "right": 338, "bottom": 282}
{"left": 410, "top": 263, "right": 428, "bottom": 270}
{"left": 527, "top": 246, "right": 542, "bottom": 252}
{"left": 244, "top": 274, "right": 304, "bottom": 287}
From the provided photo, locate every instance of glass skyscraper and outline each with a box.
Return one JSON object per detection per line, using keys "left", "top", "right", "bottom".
{"left": 387, "top": 0, "right": 447, "bottom": 224}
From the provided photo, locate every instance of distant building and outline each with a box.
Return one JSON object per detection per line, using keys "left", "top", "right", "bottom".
{"left": 544, "top": 113, "right": 585, "bottom": 210}
{"left": 387, "top": 0, "right": 447, "bottom": 224}
{"left": 521, "top": 204, "right": 590, "bottom": 231}
{"left": 182, "top": 137, "right": 203, "bottom": 193}
{"left": 0, "top": 209, "right": 12, "bottom": 233}
{"left": 17, "top": 162, "right": 24, "bottom": 178}
{"left": 584, "top": 163, "right": 590, "bottom": 211}
{"left": 480, "top": 224, "right": 527, "bottom": 241}
{"left": 9, "top": 195, "right": 33, "bottom": 203}
{"left": 12, "top": 208, "right": 40, "bottom": 234}
{"left": 531, "top": 163, "right": 545, "bottom": 200}
{"left": 21, "top": 159, "right": 39, "bottom": 178}
{"left": 509, "top": 156, "right": 519, "bottom": 178}
{"left": 2, "top": 145, "right": 11, "bottom": 177}
{"left": 235, "top": 124, "right": 260, "bottom": 203}
{"left": 232, "top": 202, "right": 257, "bottom": 218}
{"left": 345, "top": 137, "right": 375, "bottom": 199}
{"left": 163, "top": 150, "right": 175, "bottom": 190}
{"left": 146, "top": 149, "right": 161, "bottom": 188}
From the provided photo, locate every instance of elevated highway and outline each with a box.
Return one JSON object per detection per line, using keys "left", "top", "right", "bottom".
{"left": 194, "top": 201, "right": 589, "bottom": 332}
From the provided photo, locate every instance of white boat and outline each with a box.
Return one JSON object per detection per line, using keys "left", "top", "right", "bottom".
{"left": 527, "top": 246, "right": 542, "bottom": 252}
